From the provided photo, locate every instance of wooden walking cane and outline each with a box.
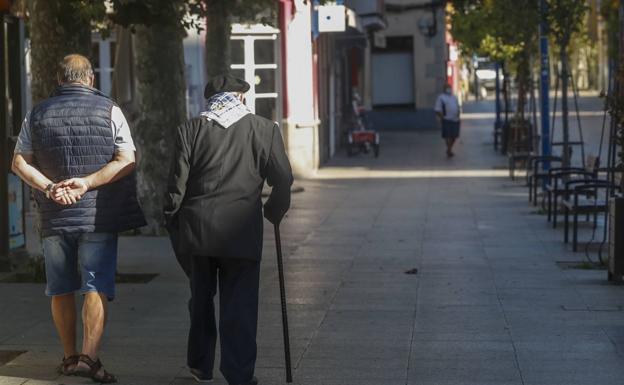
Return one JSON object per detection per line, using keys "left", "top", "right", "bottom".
{"left": 274, "top": 223, "right": 293, "bottom": 383}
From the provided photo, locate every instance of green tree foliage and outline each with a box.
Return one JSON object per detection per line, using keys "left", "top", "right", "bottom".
{"left": 200, "top": 0, "right": 277, "bottom": 78}
{"left": 451, "top": 0, "right": 537, "bottom": 63}
{"left": 28, "top": 0, "right": 107, "bottom": 103}
{"left": 450, "top": 0, "right": 539, "bottom": 115}
{"left": 546, "top": 0, "right": 589, "bottom": 51}
{"left": 545, "top": 0, "right": 589, "bottom": 166}
{"left": 110, "top": 0, "right": 202, "bottom": 31}
{"left": 601, "top": 0, "right": 620, "bottom": 61}
{"left": 608, "top": 84, "right": 624, "bottom": 170}
{"left": 449, "top": 0, "right": 488, "bottom": 57}
{"left": 606, "top": 1, "right": 624, "bottom": 171}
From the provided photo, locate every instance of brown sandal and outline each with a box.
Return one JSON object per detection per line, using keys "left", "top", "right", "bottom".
{"left": 75, "top": 354, "right": 117, "bottom": 383}
{"left": 56, "top": 355, "right": 80, "bottom": 375}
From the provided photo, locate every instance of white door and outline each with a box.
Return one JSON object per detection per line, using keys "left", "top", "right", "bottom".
{"left": 230, "top": 28, "right": 281, "bottom": 123}
{"left": 372, "top": 52, "right": 414, "bottom": 106}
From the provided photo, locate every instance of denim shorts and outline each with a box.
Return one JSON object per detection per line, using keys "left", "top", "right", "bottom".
{"left": 442, "top": 119, "right": 460, "bottom": 138}
{"left": 42, "top": 232, "right": 118, "bottom": 301}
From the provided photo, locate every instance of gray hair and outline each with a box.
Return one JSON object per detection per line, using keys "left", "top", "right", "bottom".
{"left": 57, "top": 54, "right": 94, "bottom": 84}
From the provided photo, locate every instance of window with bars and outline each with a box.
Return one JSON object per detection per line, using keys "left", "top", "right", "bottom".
{"left": 91, "top": 37, "right": 115, "bottom": 96}
{"left": 230, "top": 33, "right": 280, "bottom": 122}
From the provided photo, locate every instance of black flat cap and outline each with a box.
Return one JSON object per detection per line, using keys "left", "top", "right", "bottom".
{"left": 204, "top": 74, "right": 250, "bottom": 98}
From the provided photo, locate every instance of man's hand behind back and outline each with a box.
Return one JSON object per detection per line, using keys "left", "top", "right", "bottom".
{"left": 52, "top": 178, "right": 89, "bottom": 205}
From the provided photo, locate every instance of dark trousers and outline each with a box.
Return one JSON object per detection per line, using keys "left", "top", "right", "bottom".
{"left": 188, "top": 256, "right": 261, "bottom": 385}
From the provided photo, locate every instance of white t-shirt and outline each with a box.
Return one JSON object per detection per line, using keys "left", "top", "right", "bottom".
{"left": 14, "top": 106, "right": 136, "bottom": 155}
{"left": 434, "top": 93, "right": 461, "bottom": 122}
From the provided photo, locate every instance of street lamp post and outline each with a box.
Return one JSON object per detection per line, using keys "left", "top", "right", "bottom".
{"left": 494, "top": 62, "right": 501, "bottom": 150}
{"left": 539, "top": 0, "right": 551, "bottom": 172}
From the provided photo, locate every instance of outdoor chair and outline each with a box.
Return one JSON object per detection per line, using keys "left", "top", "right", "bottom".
{"left": 562, "top": 181, "right": 621, "bottom": 252}
{"left": 545, "top": 155, "right": 602, "bottom": 226}
{"left": 509, "top": 153, "right": 533, "bottom": 181}
{"left": 545, "top": 168, "right": 595, "bottom": 227}
{"left": 527, "top": 155, "right": 563, "bottom": 205}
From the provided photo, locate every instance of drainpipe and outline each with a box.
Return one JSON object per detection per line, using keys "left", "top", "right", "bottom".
{"left": 539, "top": 0, "right": 551, "bottom": 171}
{"left": 0, "top": 16, "right": 9, "bottom": 271}
{"left": 278, "top": 0, "right": 292, "bottom": 123}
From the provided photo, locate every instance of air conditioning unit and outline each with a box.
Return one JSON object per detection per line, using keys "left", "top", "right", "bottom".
{"left": 608, "top": 194, "right": 624, "bottom": 282}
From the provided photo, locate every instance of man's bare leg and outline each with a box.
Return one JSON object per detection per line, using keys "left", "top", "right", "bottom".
{"left": 51, "top": 293, "right": 78, "bottom": 359}
{"left": 448, "top": 138, "right": 457, "bottom": 156}
{"left": 74, "top": 292, "right": 115, "bottom": 382}
{"left": 81, "top": 291, "right": 108, "bottom": 359}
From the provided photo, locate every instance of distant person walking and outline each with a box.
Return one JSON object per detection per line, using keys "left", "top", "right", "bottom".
{"left": 434, "top": 84, "right": 461, "bottom": 157}
{"left": 164, "top": 74, "right": 293, "bottom": 385}
{"left": 11, "top": 54, "right": 145, "bottom": 383}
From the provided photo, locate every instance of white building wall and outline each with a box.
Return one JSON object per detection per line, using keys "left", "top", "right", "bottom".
{"left": 379, "top": 6, "right": 446, "bottom": 110}
{"left": 183, "top": 29, "right": 207, "bottom": 119}
{"left": 283, "top": 0, "right": 317, "bottom": 176}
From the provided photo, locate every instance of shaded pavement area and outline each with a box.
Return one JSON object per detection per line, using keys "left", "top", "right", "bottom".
{"left": 2, "top": 103, "right": 624, "bottom": 385}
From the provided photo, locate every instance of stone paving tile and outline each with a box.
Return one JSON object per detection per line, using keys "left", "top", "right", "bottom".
{"left": 0, "top": 377, "right": 27, "bottom": 385}
{"left": 408, "top": 358, "right": 522, "bottom": 384}
{"left": 519, "top": 357, "right": 624, "bottom": 385}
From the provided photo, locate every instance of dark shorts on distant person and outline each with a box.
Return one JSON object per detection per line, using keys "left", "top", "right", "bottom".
{"left": 442, "top": 119, "right": 460, "bottom": 139}
{"left": 42, "top": 232, "right": 118, "bottom": 301}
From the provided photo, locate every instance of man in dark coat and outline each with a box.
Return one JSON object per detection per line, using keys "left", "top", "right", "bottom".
{"left": 164, "top": 74, "right": 293, "bottom": 385}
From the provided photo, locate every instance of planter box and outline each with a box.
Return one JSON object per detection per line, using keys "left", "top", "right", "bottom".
{"left": 608, "top": 195, "right": 624, "bottom": 282}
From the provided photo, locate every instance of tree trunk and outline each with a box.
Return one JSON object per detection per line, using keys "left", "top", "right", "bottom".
{"left": 205, "top": 0, "right": 232, "bottom": 79}
{"left": 560, "top": 46, "right": 571, "bottom": 167}
{"left": 501, "top": 63, "right": 511, "bottom": 154}
{"left": 614, "top": 1, "right": 624, "bottom": 172}
{"left": 515, "top": 50, "right": 531, "bottom": 119}
{"left": 28, "top": 0, "right": 91, "bottom": 103}
{"left": 132, "top": 24, "right": 187, "bottom": 234}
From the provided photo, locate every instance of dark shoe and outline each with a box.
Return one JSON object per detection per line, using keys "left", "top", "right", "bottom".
{"left": 190, "top": 368, "right": 213, "bottom": 383}
{"left": 237, "top": 377, "right": 258, "bottom": 385}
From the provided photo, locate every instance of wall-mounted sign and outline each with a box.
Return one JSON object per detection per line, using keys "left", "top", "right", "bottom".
{"left": 8, "top": 173, "right": 24, "bottom": 249}
{"left": 318, "top": 5, "right": 346, "bottom": 33}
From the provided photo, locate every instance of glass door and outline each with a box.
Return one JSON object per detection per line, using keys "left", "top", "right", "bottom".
{"left": 230, "top": 27, "right": 281, "bottom": 123}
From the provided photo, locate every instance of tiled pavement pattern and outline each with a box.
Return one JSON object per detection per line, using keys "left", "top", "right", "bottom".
{"left": 2, "top": 105, "right": 624, "bottom": 385}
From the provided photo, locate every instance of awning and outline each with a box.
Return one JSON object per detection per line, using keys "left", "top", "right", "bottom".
{"left": 359, "top": 14, "right": 387, "bottom": 31}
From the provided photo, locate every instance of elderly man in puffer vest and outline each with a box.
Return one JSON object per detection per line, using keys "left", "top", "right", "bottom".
{"left": 11, "top": 54, "right": 145, "bottom": 383}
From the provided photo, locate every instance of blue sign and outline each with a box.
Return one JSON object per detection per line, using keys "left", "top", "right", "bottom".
{"left": 539, "top": 0, "right": 551, "bottom": 173}
{"left": 8, "top": 173, "right": 24, "bottom": 249}
{"left": 312, "top": 0, "right": 320, "bottom": 40}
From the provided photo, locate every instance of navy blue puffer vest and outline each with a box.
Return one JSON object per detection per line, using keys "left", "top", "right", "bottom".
{"left": 30, "top": 84, "right": 146, "bottom": 237}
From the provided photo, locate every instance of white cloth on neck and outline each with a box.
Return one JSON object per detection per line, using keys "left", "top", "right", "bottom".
{"left": 200, "top": 92, "right": 251, "bottom": 128}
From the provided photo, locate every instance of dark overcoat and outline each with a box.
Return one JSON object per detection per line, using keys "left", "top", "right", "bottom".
{"left": 164, "top": 113, "right": 293, "bottom": 274}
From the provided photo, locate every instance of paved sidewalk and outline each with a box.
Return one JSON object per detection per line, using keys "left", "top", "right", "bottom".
{"left": 2, "top": 109, "right": 624, "bottom": 385}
